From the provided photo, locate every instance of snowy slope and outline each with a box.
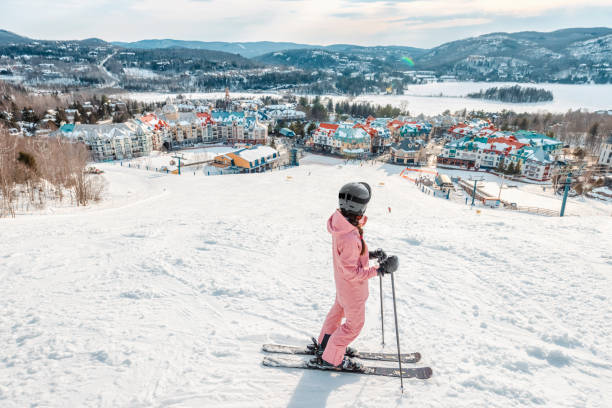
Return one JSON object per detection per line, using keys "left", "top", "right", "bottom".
{"left": 1, "top": 156, "right": 611, "bottom": 407}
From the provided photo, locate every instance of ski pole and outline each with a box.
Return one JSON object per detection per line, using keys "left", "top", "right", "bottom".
{"left": 390, "top": 270, "right": 404, "bottom": 393}
{"left": 379, "top": 274, "right": 385, "bottom": 347}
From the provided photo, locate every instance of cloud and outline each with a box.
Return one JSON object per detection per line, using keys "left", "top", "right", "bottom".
{"left": 400, "top": 17, "right": 493, "bottom": 30}
{"left": 1, "top": 0, "right": 610, "bottom": 47}
{"left": 332, "top": 12, "right": 366, "bottom": 18}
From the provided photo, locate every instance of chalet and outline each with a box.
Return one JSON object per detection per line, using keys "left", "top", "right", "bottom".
{"left": 213, "top": 145, "right": 279, "bottom": 173}
{"left": 311, "top": 123, "right": 340, "bottom": 152}
{"left": 437, "top": 133, "right": 557, "bottom": 181}
{"left": 387, "top": 120, "right": 432, "bottom": 142}
{"left": 402, "top": 122, "right": 431, "bottom": 139}
{"left": 156, "top": 107, "right": 268, "bottom": 146}
{"left": 390, "top": 139, "right": 424, "bottom": 165}
{"left": 138, "top": 113, "right": 169, "bottom": 150}
{"left": 354, "top": 117, "right": 391, "bottom": 154}
{"left": 334, "top": 125, "right": 370, "bottom": 158}
{"left": 210, "top": 111, "right": 268, "bottom": 145}
{"left": 58, "top": 121, "right": 154, "bottom": 161}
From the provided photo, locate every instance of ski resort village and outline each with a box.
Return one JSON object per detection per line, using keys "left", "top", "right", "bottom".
{"left": 1, "top": 87, "right": 612, "bottom": 407}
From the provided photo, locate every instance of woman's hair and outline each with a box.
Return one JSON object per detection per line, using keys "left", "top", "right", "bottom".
{"left": 356, "top": 224, "right": 366, "bottom": 256}
{"left": 341, "top": 209, "right": 366, "bottom": 255}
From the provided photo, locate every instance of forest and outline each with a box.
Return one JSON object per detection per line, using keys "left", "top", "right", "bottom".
{"left": 467, "top": 85, "right": 553, "bottom": 103}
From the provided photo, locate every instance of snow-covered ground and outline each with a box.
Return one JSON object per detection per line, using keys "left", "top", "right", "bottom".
{"left": 124, "top": 147, "right": 239, "bottom": 173}
{"left": 589, "top": 186, "right": 612, "bottom": 203}
{"left": 117, "top": 82, "right": 612, "bottom": 115}
{"left": 323, "top": 83, "right": 612, "bottom": 115}
{"left": 1, "top": 156, "right": 611, "bottom": 407}
{"left": 414, "top": 166, "right": 611, "bottom": 216}
{"left": 122, "top": 68, "right": 162, "bottom": 79}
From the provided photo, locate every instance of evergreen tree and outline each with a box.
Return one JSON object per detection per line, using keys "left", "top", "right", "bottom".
{"left": 496, "top": 157, "right": 505, "bottom": 173}
{"left": 507, "top": 161, "right": 515, "bottom": 175}
{"left": 514, "top": 161, "right": 522, "bottom": 175}
{"left": 55, "top": 108, "right": 67, "bottom": 126}
{"left": 310, "top": 101, "right": 328, "bottom": 122}
{"left": 306, "top": 122, "right": 317, "bottom": 135}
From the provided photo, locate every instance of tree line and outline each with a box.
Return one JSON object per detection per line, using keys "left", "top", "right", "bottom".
{"left": 467, "top": 85, "right": 553, "bottom": 103}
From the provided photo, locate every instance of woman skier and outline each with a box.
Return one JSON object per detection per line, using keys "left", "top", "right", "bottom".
{"left": 313, "top": 182, "right": 398, "bottom": 370}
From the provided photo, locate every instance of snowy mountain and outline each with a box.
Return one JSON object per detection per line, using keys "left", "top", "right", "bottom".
{"left": 1, "top": 27, "right": 610, "bottom": 90}
{"left": 567, "top": 34, "right": 612, "bottom": 63}
{"left": 254, "top": 28, "right": 612, "bottom": 83}
{"left": 1, "top": 155, "right": 611, "bottom": 406}
{"left": 417, "top": 28, "right": 612, "bottom": 82}
{"left": 111, "top": 39, "right": 426, "bottom": 59}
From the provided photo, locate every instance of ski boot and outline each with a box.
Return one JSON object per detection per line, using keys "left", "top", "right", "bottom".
{"left": 308, "top": 354, "right": 363, "bottom": 371}
{"left": 308, "top": 336, "right": 358, "bottom": 358}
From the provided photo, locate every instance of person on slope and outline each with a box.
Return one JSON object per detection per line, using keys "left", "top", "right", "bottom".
{"left": 314, "top": 182, "right": 399, "bottom": 370}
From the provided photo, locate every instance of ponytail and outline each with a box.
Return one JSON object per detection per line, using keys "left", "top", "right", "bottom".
{"left": 356, "top": 225, "right": 366, "bottom": 256}
{"left": 341, "top": 209, "right": 366, "bottom": 255}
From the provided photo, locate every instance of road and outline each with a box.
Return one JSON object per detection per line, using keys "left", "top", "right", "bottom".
{"left": 98, "top": 50, "right": 119, "bottom": 88}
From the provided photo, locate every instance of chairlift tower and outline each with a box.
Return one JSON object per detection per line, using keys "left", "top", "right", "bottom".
{"left": 171, "top": 154, "right": 184, "bottom": 175}
{"left": 470, "top": 176, "right": 485, "bottom": 206}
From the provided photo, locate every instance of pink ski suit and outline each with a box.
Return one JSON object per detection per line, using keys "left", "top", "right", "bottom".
{"left": 318, "top": 210, "right": 379, "bottom": 366}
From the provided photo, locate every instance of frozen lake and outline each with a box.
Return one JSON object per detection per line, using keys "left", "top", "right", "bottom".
{"left": 117, "top": 82, "right": 612, "bottom": 115}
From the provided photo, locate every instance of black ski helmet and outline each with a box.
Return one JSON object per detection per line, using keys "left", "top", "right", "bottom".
{"left": 339, "top": 182, "right": 371, "bottom": 216}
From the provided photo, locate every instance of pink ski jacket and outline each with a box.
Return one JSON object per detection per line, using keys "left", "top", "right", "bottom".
{"left": 327, "top": 210, "right": 379, "bottom": 302}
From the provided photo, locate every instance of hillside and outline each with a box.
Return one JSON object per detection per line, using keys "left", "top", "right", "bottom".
{"left": 254, "top": 28, "right": 612, "bottom": 83}
{"left": 255, "top": 48, "right": 356, "bottom": 70}
{"left": 0, "top": 29, "right": 30, "bottom": 44}
{"left": 417, "top": 27, "right": 612, "bottom": 82}
{"left": 255, "top": 45, "right": 425, "bottom": 71}
{"left": 1, "top": 156, "right": 611, "bottom": 407}
{"left": 112, "top": 39, "right": 319, "bottom": 58}
{"left": 1, "top": 27, "right": 610, "bottom": 91}
{"left": 106, "top": 47, "right": 258, "bottom": 73}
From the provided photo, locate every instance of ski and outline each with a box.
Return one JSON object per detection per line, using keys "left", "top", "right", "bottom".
{"left": 262, "top": 355, "right": 432, "bottom": 379}
{"left": 262, "top": 343, "right": 421, "bottom": 364}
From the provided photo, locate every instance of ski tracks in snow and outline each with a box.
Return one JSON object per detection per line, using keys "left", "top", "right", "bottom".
{"left": 1, "top": 160, "right": 611, "bottom": 407}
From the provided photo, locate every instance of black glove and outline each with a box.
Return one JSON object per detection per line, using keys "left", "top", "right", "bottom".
{"left": 378, "top": 255, "right": 399, "bottom": 276}
{"left": 369, "top": 248, "right": 386, "bottom": 260}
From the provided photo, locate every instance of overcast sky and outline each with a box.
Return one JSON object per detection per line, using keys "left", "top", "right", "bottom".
{"left": 2, "top": 0, "right": 611, "bottom": 48}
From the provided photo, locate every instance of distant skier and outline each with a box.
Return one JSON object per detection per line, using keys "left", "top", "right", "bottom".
{"left": 314, "top": 182, "right": 399, "bottom": 370}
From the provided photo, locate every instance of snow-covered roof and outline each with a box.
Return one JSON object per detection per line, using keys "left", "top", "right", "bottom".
{"left": 519, "top": 146, "right": 553, "bottom": 164}
{"left": 235, "top": 146, "right": 278, "bottom": 162}
{"left": 391, "top": 139, "right": 423, "bottom": 152}
{"left": 59, "top": 120, "right": 150, "bottom": 141}
{"left": 334, "top": 126, "right": 369, "bottom": 142}
{"left": 211, "top": 110, "right": 268, "bottom": 125}
{"left": 162, "top": 104, "right": 178, "bottom": 113}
